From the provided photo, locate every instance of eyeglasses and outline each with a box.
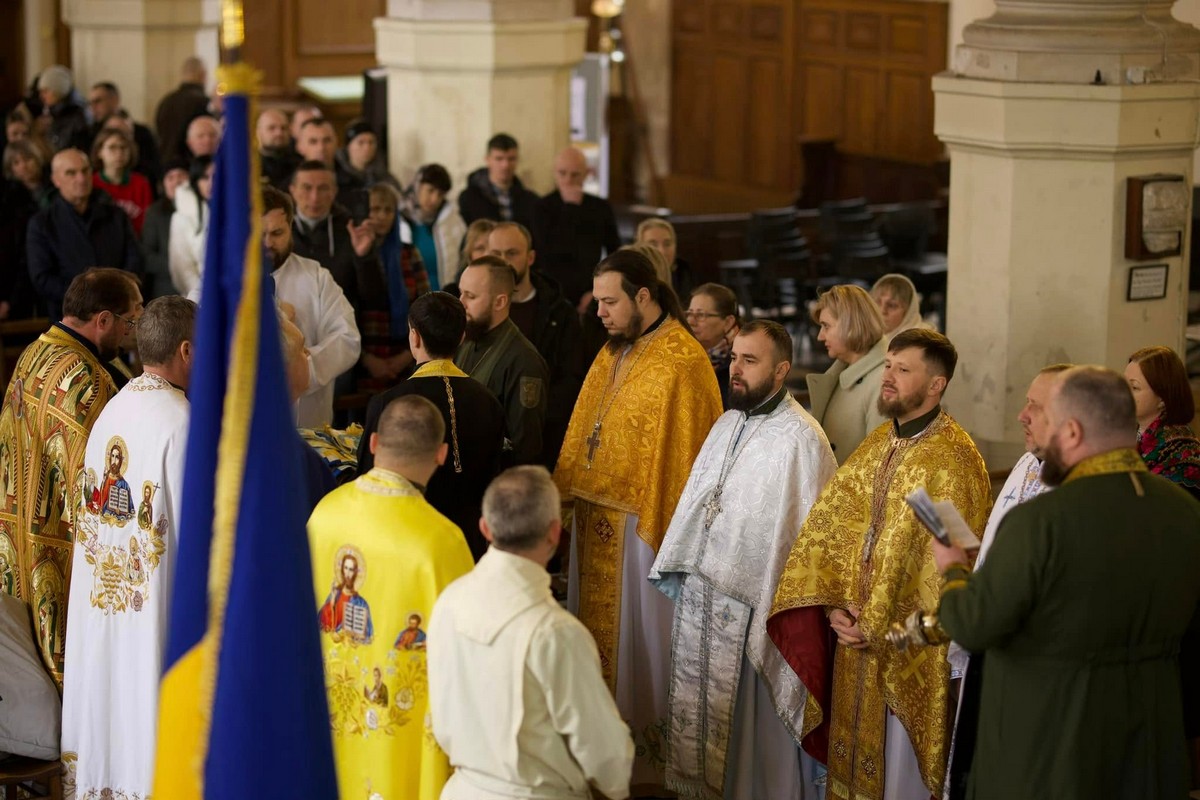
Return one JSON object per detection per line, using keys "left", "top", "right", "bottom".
{"left": 113, "top": 312, "right": 138, "bottom": 329}
{"left": 686, "top": 310, "right": 725, "bottom": 320}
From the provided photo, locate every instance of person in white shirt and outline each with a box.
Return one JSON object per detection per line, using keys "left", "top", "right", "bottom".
{"left": 260, "top": 185, "right": 360, "bottom": 427}
{"left": 428, "top": 466, "right": 634, "bottom": 800}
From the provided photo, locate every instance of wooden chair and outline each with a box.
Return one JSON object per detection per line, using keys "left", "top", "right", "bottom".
{"left": 0, "top": 756, "right": 62, "bottom": 799}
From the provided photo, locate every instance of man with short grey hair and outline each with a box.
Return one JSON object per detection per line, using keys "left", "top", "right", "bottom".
{"left": 922, "top": 365, "right": 1200, "bottom": 799}
{"left": 61, "top": 294, "right": 197, "bottom": 799}
{"left": 429, "top": 465, "right": 634, "bottom": 800}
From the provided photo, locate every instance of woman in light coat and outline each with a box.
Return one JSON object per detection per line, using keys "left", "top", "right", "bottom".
{"left": 805, "top": 284, "right": 888, "bottom": 464}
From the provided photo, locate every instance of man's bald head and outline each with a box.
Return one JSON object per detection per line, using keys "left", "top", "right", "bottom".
{"left": 186, "top": 116, "right": 221, "bottom": 157}
{"left": 553, "top": 147, "right": 588, "bottom": 199}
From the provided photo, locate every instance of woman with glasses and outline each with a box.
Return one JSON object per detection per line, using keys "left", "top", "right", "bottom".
{"left": 806, "top": 284, "right": 888, "bottom": 464}
{"left": 687, "top": 283, "right": 740, "bottom": 409}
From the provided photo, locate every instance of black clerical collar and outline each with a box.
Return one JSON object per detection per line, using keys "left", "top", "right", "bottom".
{"left": 640, "top": 311, "right": 669, "bottom": 338}
{"left": 746, "top": 385, "right": 789, "bottom": 418}
{"left": 894, "top": 405, "right": 941, "bottom": 439}
{"left": 54, "top": 321, "right": 100, "bottom": 358}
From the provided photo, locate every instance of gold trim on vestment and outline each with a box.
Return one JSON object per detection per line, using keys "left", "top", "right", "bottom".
{"left": 1062, "top": 448, "right": 1147, "bottom": 484}
{"left": 574, "top": 502, "right": 626, "bottom": 692}
{"left": 412, "top": 359, "right": 468, "bottom": 379}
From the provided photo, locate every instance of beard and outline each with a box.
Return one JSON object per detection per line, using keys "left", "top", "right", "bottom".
{"left": 464, "top": 314, "right": 493, "bottom": 341}
{"left": 270, "top": 245, "right": 291, "bottom": 270}
{"left": 605, "top": 308, "right": 645, "bottom": 352}
{"left": 729, "top": 374, "right": 775, "bottom": 411}
{"left": 1039, "top": 433, "right": 1069, "bottom": 486}
{"left": 876, "top": 382, "right": 928, "bottom": 419}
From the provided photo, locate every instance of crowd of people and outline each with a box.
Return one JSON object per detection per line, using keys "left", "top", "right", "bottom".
{"left": 0, "top": 56, "right": 1198, "bottom": 800}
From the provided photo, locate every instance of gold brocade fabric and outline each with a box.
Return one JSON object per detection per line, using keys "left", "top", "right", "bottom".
{"left": 411, "top": 359, "right": 468, "bottom": 380}
{"left": 0, "top": 326, "right": 118, "bottom": 682}
{"left": 770, "top": 413, "right": 992, "bottom": 799}
{"left": 553, "top": 318, "right": 722, "bottom": 553}
{"left": 574, "top": 502, "right": 627, "bottom": 690}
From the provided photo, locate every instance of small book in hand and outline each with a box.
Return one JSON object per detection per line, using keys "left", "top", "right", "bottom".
{"left": 905, "top": 487, "right": 981, "bottom": 550}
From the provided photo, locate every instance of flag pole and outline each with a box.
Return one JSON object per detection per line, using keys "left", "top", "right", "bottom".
{"left": 219, "top": 0, "right": 245, "bottom": 65}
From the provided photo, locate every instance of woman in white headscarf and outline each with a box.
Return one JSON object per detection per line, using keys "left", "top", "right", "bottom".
{"left": 870, "top": 273, "right": 932, "bottom": 340}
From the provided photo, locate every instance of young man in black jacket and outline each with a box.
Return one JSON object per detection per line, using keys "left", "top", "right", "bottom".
{"left": 458, "top": 133, "right": 540, "bottom": 234}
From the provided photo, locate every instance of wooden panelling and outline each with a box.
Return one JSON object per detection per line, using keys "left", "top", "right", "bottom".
{"left": 296, "top": 0, "right": 379, "bottom": 56}
{"left": 671, "top": 52, "right": 714, "bottom": 178}
{"left": 711, "top": 55, "right": 749, "bottom": 183}
{"left": 243, "top": 0, "right": 384, "bottom": 99}
{"left": 669, "top": 0, "right": 948, "bottom": 205}
{"left": 748, "top": 58, "right": 785, "bottom": 186}
{"left": 799, "top": 62, "right": 842, "bottom": 140}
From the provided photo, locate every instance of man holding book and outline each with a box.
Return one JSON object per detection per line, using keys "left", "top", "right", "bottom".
{"left": 768, "top": 329, "right": 992, "bottom": 800}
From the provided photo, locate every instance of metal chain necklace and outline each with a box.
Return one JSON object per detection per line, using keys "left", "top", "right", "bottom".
{"left": 702, "top": 415, "right": 768, "bottom": 530}
{"left": 441, "top": 377, "right": 463, "bottom": 473}
{"left": 585, "top": 339, "right": 652, "bottom": 469}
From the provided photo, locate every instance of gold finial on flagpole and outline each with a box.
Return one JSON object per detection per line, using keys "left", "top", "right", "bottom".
{"left": 220, "top": 0, "right": 245, "bottom": 62}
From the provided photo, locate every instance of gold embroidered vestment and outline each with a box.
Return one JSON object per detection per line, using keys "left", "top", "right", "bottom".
{"left": 770, "top": 413, "right": 992, "bottom": 799}
{"left": 0, "top": 325, "right": 118, "bottom": 681}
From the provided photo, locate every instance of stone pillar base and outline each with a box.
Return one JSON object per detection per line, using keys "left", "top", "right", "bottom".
{"left": 934, "top": 75, "right": 1200, "bottom": 466}
{"left": 374, "top": 14, "right": 586, "bottom": 194}
{"left": 65, "top": 0, "right": 219, "bottom": 124}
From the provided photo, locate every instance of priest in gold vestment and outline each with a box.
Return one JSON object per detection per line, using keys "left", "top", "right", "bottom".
{"left": 554, "top": 250, "right": 722, "bottom": 791}
{"left": 0, "top": 269, "right": 142, "bottom": 683}
{"left": 769, "top": 329, "right": 992, "bottom": 800}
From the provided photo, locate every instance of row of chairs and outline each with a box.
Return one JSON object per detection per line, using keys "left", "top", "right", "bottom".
{"left": 717, "top": 198, "right": 948, "bottom": 327}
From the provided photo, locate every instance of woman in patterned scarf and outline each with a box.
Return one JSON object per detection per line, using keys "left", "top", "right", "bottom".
{"left": 1124, "top": 345, "right": 1200, "bottom": 500}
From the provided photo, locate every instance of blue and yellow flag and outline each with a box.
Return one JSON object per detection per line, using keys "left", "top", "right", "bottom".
{"left": 153, "top": 57, "right": 338, "bottom": 798}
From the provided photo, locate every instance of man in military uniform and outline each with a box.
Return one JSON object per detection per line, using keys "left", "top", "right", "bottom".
{"left": 455, "top": 255, "right": 549, "bottom": 465}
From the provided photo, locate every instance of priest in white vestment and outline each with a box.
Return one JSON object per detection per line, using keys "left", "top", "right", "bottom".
{"left": 61, "top": 296, "right": 197, "bottom": 799}
{"left": 943, "top": 364, "right": 1065, "bottom": 800}
{"left": 261, "top": 186, "right": 359, "bottom": 428}
{"left": 429, "top": 466, "right": 634, "bottom": 800}
{"left": 650, "top": 321, "right": 837, "bottom": 800}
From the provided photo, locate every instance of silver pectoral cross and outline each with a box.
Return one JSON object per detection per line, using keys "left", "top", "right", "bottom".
{"left": 703, "top": 489, "right": 723, "bottom": 530}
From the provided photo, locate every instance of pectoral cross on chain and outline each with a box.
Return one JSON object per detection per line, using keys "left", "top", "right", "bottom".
{"left": 703, "top": 490, "right": 723, "bottom": 531}
{"left": 585, "top": 423, "right": 602, "bottom": 468}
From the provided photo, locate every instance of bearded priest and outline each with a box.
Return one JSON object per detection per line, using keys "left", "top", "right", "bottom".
{"left": 769, "top": 328, "right": 992, "bottom": 800}
{"left": 554, "top": 249, "right": 722, "bottom": 792}
{"left": 651, "top": 320, "right": 836, "bottom": 799}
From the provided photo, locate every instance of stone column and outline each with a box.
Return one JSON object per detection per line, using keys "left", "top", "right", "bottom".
{"left": 936, "top": 1, "right": 1200, "bottom": 466}
{"left": 375, "top": 0, "right": 587, "bottom": 195}
{"left": 64, "top": 0, "right": 219, "bottom": 124}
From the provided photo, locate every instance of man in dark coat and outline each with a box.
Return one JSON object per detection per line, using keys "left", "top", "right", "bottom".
{"left": 532, "top": 147, "right": 621, "bottom": 309}
{"left": 357, "top": 292, "right": 505, "bottom": 560}
{"left": 256, "top": 108, "right": 299, "bottom": 192}
{"left": 454, "top": 256, "right": 549, "bottom": 467}
{"left": 457, "top": 133, "right": 540, "bottom": 233}
{"left": 928, "top": 365, "right": 1200, "bottom": 800}
{"left": 27, "top": 149, "right": 142, "bottom": 320}
{"left": 487, "top": 222, "right": 584, "bottom": 470}
{"left": 154, "top": 57, "right": 209, "bottom": 163}
{"left": 287, "top": 160, "right": 379, "bottom": 312}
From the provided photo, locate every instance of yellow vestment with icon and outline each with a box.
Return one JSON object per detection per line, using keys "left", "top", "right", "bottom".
{"left": 308, "top": 467, "right": 473, "bottom": 800}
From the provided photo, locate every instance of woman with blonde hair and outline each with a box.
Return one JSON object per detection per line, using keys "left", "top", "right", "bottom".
{"left": 1125, "top": 345, "right": 1199, "bottom": 500}
{"left": 459, "top": 218, "right": 498, "bottom": 275}
{"left": 621, "top": 242, "right": 671, "bottom": 285}
{"left": 806, "top": 284, "right": 888, "bottom": 463}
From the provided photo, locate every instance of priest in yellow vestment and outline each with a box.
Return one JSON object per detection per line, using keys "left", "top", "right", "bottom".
{"left": 309, "top": 394, "right": 474, "bottom": 800}
{"left": 769, "top": 329, "right": 992, "bottom": 800}
{"left": 0, "top": 268, "right": 141, "bottom": 683}
{"left": 554, "top": 250, "right": 722, "bottom": 790}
